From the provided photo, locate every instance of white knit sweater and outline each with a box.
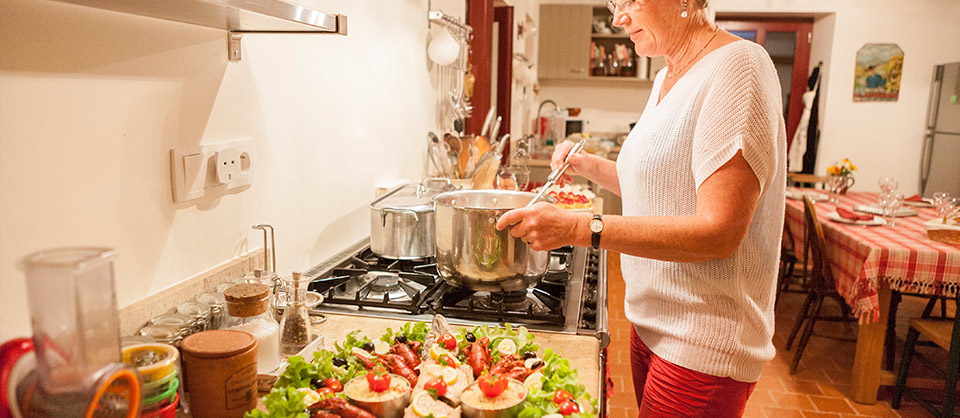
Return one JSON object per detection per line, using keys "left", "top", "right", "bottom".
{"left": 616, "top": 40, "right": 786, "bottom": 382}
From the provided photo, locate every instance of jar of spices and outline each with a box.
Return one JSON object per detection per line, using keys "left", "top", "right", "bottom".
{"left": 181, "top": 330, "right": 258, "bottom": 418}
{"left": 138, "top": 324, "right": 183, "bottom": 346}
{"left": 177, "top": 301, "right": 212, "bottom": 333}
{"left": 223, "top": 284, "right": 280, "bottom": 374}
{"left": 279, "top": 272, "right": 312, "bottom": 356}
{"left": 150, "top": 312, "right": 194, "bottom": 339}
{"left": 197, "top": 292, "right": 226, "bottom": 330}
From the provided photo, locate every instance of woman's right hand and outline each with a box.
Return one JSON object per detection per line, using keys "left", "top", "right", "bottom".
{"left": 551, "top": 140, "right": 588, "bottom": 186}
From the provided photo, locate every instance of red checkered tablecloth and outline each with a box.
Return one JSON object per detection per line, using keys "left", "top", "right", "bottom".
{"left": 785, "top": 190, "right": 960, "bottom": 323}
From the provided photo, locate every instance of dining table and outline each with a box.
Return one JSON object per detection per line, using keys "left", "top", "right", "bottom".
{"left": 784, "top": 189, "right": 960, "bottom": 404}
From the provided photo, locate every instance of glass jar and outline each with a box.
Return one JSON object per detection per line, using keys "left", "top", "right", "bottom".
{"left": 241, "top": 269, "right": 281, "bottom": 315}
{"left": 121, "top": 335, "right": 154, "bottom": 347}
{"left": 223, "top": 283, "right": 279, "bottom": 374}
{"left": 279, "top": 272, "right": 312, "bottom": 356}
{"left": 149, "top": 312, "right": 194, "bottom": 340}
{"left": 197, "top": 292, "right": 226, "bottom": 330}
{"left": 216, "top": 283, "right": 236, "bottom": 294}
{"left": 177, "top": 301, "right": 212, "bottom": 333}
{"left": 138, "top": 324, "right": 183, "bottom": 346}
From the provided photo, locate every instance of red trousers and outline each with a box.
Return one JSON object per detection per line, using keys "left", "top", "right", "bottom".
{"left": 630, "top": 327, "right": 756, "bottom": 418}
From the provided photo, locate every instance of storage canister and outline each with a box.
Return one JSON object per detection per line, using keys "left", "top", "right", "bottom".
{"left": 177, "top": 301, "right": 212, "bottom": 333}
{"left": 181, "top": 330, "right": 258, "bottom": 418}
{"left": 196, "top": 292, "right": 226, "bottom": 329}
{"left": 149, "top": 312, "right": 194, "bottom": 341}
{"left": 223, "top": 283, "right": 280, "bottom": 374}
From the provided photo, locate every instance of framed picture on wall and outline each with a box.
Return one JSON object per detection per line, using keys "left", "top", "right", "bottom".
{"left": 853, "top": 43, "right": 903, "bottom": 102}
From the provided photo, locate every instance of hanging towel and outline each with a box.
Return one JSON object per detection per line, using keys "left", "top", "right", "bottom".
{"left": 789, "top": 65, "right": 821, "bottom": 171}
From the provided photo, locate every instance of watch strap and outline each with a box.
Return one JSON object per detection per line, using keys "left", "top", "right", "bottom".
{"left": 591, "top": 214, "right": 602, "bottom": 250}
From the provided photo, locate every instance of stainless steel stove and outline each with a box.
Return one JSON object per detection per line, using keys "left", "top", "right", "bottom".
{"left": 302, "top": 239, "right": 608, "bottom": 343}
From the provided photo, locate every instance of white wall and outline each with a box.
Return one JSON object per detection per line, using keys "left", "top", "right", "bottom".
{"left": 537, "top": 0, "right": 960, "bottom": 194}
{"left": 0, "top": 0, "right": 465, "bottom": 341}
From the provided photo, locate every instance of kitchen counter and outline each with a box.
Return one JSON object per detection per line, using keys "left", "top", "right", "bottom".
{"left": 312, "top": 312, "right": 602, "bottom": 400}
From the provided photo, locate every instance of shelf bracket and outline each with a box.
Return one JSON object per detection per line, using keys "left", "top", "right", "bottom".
{"left": 229, "top": 32, "right": 243, "bottom": 62}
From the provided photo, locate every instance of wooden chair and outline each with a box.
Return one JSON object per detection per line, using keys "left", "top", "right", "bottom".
{"left": 788, "top": 173, "right": 830, "bottom": 189}
{"left": 785, "top": 196, "right": 856, "bottom": 374}
{"left": 891, "top": 294, "right": 960, "bottom": 417}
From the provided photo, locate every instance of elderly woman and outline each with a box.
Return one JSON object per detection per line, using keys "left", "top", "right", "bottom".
{"left": 497, "top": 0, "right": 785, "bottom": 416}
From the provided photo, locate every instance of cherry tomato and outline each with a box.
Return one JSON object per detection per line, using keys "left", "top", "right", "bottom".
{"left": 438, "top": 333, "right": 457, "bottom": 351}
{"left": 477, "top": 373, "right": 508, "bottom": 398}
{"left": 423, "top": 376, "right": 448, "bottom": 398}
{"left": 558, "top": 400, "right": 580, "bottom": 415}
{"left": 317, "top": 387, "right": 335, "bottom": 397}
{"left": 439, "top": 355, "right": 458, "bottom": 368}
{"left": 323, "top": 377, "right": 343, "bottom": 393}
{"left": 366, "top": 369, "right": 391, "bottom": 392}
{"left": 552, "top": 389, "right": 573, "bottom": 404}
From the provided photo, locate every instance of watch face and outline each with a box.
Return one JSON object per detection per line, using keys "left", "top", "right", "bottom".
{"left": 589, "top": 219, "right": 603, "bottom": 233}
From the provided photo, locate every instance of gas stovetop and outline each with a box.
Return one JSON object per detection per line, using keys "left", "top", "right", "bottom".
{"left": 302, "top": 239, "right": 607, "bottom": 343}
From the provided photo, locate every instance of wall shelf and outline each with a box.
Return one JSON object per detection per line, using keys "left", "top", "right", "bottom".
{"left": 51, "top": 0, "right": 347, "bottom": 61}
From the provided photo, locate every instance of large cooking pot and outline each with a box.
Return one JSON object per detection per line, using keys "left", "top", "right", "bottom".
{"left": 369, "top": 179, "right": 457, "bottom": 259}
{"left": 432, "top": 190, "right": 553, "bottom": 292}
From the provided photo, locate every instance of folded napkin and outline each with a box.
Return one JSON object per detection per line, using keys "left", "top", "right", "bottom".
{"left": 837, "top": 207, "right": 874, "bottom": 221}
{"left": 906, "top": 194, "right": 924, "bottom": 202}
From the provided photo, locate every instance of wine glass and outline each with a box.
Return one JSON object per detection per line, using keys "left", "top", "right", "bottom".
{"left": 882, "top": 193, "right": 904, "bottom": 228}
{"left": 828, "top": 175, "right": 845, "bottom": 203}
{"left": 933, "top": 192, "right": 952, "bottom": 217}
{"left": 495, "top": 167, "right": 518, "bottom": 191}
{"left": 878, "top": 176, "right": 899, "bottom": 194}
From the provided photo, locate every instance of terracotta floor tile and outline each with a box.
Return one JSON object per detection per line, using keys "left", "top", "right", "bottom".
{"left": 605, "top": 405, "right": 629, "bottom": 418}
{"left": 801, "top": 412, "right": 843, "bottom": 418}
{"left": 743, "top": 403, "right": 767, "bottom": 418}
{"left": 817, "top": 383, "right": 852, "bottom": 398}
{"left": 780, "top": 378, "right": 825, "bottom": 395}
{"left": 807, "top": 395, "right": 857, "bottom": 414}
{"left": 771, "top": 391, "right": 816, "bottom": 410}
{"left": 761, "top": 406, "right": 806, "bottom": 418}
{"left": 746, "top": 390, "right": 778, "bottom": 407}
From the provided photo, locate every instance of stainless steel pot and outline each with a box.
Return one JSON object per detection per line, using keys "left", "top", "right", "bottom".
{"left": 432, "top": 190, "right": 552, "bottom": 292}
{"left": 369, "top": 179, "right": 456, "bottom": 259}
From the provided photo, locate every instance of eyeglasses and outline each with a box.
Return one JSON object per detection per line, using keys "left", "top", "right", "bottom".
{"left": 606, "top": 0, "right": 638, "bottom": 14}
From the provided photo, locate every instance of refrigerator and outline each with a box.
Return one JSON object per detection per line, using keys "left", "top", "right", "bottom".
{"left": 920, "top": 62, "right": 960, "bottom": 197}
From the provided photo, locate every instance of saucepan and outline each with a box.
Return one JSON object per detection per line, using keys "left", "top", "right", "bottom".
{"left": 432, "top": 190, "right": 555, "bottom": 292}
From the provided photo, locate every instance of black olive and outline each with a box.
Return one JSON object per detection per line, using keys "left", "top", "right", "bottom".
{"left": 395, "top": 334, "right": 407, "bottom": 344}
{"left": 465, "top": 332, "right": 476, "bottom": 343}
{"left": 311, "top": 378, "right": 325, "bottom": 388}
{"left": 523, "top": 351, "right": 537, "bottom": 360}
{"left": 530, "top": 360, "right": 544, "bottom": 369}
{"left": 362, "top": 341, "right": 375, "bottom": 352}
{"left": 332, "top": 357, "right": 347, "bottom": 367}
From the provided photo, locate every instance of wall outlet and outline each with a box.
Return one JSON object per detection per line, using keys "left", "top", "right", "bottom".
{"left": 171, "top": 139, "right": 254, "bottom": 203}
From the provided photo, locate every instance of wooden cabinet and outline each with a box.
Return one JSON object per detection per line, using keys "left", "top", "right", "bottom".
{"left": 537, "top": 5, "right": 592, "bottom": 79}
{"left": 538, "top": 5, "right": 655, "bottom": 85}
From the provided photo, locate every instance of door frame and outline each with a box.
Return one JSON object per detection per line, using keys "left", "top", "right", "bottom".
{"left": 716, "top": 19, "right": 813, "bottom": 151}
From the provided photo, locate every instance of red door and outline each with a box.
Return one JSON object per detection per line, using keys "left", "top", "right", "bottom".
{"left": 716, "top": 19, "right": 814, "bottom": 152}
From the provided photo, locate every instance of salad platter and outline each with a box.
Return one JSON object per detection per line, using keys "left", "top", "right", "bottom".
{"left": 247, "top": 315, "right": 599, "bottom": 418}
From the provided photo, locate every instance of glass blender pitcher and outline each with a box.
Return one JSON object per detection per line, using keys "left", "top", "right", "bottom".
{"left": 13, "top": 247, "right": 140, "bottom": 418}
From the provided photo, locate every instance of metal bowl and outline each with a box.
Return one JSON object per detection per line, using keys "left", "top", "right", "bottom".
{"left": 432, "top": 190, "right": 554, "bottom": 292}
{"left": 342, "top": 374, "right": 411, "bottom": 418}
{"left": 460, "top": 378, "right": 528, "bottom": 418}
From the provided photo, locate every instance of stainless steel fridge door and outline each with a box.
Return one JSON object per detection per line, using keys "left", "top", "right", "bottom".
{"left": 922, "top": 133, "right": 960, "bottom": 197}
{"left": 933, "top": 62, "right": 960, "bottom": 134}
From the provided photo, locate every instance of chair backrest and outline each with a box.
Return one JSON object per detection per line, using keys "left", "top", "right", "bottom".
{"left": 789, "top": 173, "right": 830, "bottom": 189}
{"left": 802, "top": 196, "right": 837, "bottom": 293}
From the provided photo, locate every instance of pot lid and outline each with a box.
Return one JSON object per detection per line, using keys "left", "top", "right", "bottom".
{"left": 370, "top": 180, "right": 458, "bottom": 212}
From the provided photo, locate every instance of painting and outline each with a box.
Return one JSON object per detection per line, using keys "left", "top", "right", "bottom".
{"left": 853, "top": 43, "right": 903, "bottom": 102}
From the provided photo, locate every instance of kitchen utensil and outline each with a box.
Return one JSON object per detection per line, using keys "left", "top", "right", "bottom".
{"left": 471, "top": 134, "right": 509, "bottom": 183}
{"left": 444, "top": 132, "right": 462, "bottom": 178}
{"left": 428, "top": 27, "right": 459, "bottom": 65}
{"left": 432, "top": 190, "right": 555, "bottom": 292}
{"left": 369, "top": 179, "right": 457, "bottom": 259}
{"left": 480, "top": 107, "right": 496, "bottom": 137}
{"left": 8, "top": 248, "right": 141, "bottom": 418}
{"left": 471, "top": 157, "right": 501, "bottom": 190}
{"left": 490, "top": 116, "right": 502, "bottom": 142}
{"left": 527, "top": 139, "right": 586, "bottom": 207}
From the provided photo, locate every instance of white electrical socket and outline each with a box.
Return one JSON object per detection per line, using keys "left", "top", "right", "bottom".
{"left": 171, "top": 139, "right": 254, "bottom": 203}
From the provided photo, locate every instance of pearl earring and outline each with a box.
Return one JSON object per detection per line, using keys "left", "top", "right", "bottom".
{"left": 681, "top": 0, "right": 688, "bottom": 17}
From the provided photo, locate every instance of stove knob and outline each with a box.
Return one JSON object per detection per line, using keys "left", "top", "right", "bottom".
{"left": 584, "top": 297, "right": 596, "bottom": 309}
{"left": 582, "top": 307, "right": 596, "bottom": 322}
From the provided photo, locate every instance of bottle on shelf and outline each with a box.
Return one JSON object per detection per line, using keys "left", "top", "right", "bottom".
{"left": 608, "top": 54, "right": 618, "bottom": 76}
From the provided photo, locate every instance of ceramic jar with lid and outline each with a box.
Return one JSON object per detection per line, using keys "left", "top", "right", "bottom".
{"left": 223, "top": 284, "right": 280, "bottom": 374}
{"left": 181, "top": 330, "right": 258, "bottom": 418}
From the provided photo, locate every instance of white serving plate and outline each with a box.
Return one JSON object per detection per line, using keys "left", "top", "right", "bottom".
{"left": 827, "top": 212, "right": 886, "bottom": 226}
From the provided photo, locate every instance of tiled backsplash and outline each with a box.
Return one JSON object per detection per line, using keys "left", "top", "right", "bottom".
{"left": 117, "top": 249, "right": 264, "bottom": 336}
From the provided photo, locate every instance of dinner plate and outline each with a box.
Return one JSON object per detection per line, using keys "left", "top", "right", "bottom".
{"left": 827, "top": 212, "right": 886, "bottom": 226}
{"left": 903, "top": 198, "right": 934, "bottom": 208}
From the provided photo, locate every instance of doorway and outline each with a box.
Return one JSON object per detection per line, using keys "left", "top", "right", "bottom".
{"left": 716, "top": 18, "right": 814, "bottom": 151}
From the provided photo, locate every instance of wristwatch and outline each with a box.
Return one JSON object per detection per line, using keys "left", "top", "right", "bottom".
{"left": 589, "top": 214, "right": 603, "bottom": 250}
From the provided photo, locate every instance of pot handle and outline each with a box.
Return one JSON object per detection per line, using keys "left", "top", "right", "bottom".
{"left": 418, "top": 177, "right": 453, "bottom": 196}
{"left": 381, "top": 208, "right": 420, "bottom": 226}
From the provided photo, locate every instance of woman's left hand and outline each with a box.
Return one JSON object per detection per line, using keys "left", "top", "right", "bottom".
{"left": 495, "top": 202, "right": 586, "bottom": 251}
